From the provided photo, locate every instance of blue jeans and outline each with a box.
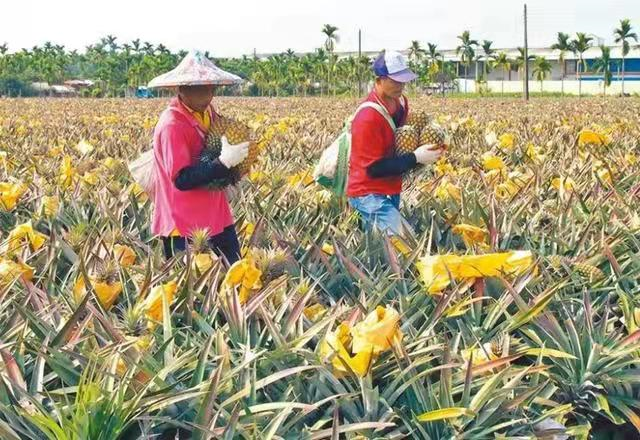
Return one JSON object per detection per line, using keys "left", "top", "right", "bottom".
{"left": 349, "top": 194, "right": 407, "bottom": 236}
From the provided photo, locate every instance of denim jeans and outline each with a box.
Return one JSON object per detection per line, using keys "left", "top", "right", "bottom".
{"left": 348, "top": 194, "right": 407, "bottom": 236}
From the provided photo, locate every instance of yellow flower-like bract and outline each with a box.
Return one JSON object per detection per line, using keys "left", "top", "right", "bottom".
{"left": 434, "top": 158, "right": 456, "bottom": 177}
{"left": 320, "top": 305, "right": 402, "bottom": 377}
{"left": 5, "top": 221, "right": 47, "bottom": 254}
{"left": 303, "top": 303, "right": 327, "bottom": 322}
{"left": 140, "top": 280, "right": 178, "bottom": 323}
{"left": 351, "top": 306, "right": 403, "bottom": 355}
{"left": 0, "top": 181, "right": 27, "bottom": 211}
{"left": 74, "top": 276, "right": 123, "bottom": 310}
{"left": 319, "top": 323, "right": 372, "bottom": 378}
{"left": 114, "top": 244, "right": 136, "bottom": 267}
{"left": 390, "top": 236, "right": 412, "bottom": 256}
{"left": 59, "top": 156, "right": 76, "bottom": 189}
{"left": 434, "top": 179, "right": 462, "bottom": 203}
{"left": 578, "top": 129, "right": 609, "bottom": 148}
{"left": 551, "top": 176, "right": 575, "bottom": 192}
{"left": 498, "top": 133, "right": 515, "bottom": 150}
{"left": 81, "top": 171, "right": 99, "bottom": 186}
{"left": 192, "top": 252, "right": 217, "bottom": 273}
{"left": 321, "top": 243, "right": 335, "bottom": 256}
{"left": 416, "top": 251, "right": 534, "bottom": 294}
{"left": 452, "top": 224, "right": 488, "bottom": 248}
{"left": 223, "top": 258, "right": 263, "bottom": 304}
{"left": 481, "top": 152, "right": 505, "bottom": 171}
{"left": 0, "top": 258, "right": 34, "bottom": 286}
{"left": 286, "top": 170, "right": 314, "bottom": 188}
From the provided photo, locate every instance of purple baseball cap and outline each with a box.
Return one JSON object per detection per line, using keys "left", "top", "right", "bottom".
{"left": 372, "top": 50, "right": 417, "bottom": 83}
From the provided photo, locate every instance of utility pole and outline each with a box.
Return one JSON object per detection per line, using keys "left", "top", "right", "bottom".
{"left": 358, "top": 29, "right": 362, "bottom": 97}
{"left": 523, "top": 3, "right": 530, "bottom": 101}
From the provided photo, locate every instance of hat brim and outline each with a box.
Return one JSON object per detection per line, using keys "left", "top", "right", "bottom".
{"left": 387, "top": 69, "right": 417, "bottom": 83}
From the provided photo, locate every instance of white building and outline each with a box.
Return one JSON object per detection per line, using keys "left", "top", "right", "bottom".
{"left": 442, "top": 45, "right": 640, "bottom": 95}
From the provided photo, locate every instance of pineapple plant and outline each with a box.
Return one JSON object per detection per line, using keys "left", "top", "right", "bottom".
{"left": 394, "top": 125, "right": 420, "bottom": 155}
{"left": 252, "top": 247, "right": 292, "bottom": 284}
{"left": 189, "top": 228, "right": 217, "bottom": 273}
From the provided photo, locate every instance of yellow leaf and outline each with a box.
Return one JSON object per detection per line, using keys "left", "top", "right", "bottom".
{"left": 521, "top": 348, "right": 577, "bottom": 360}
{"left": 417, "top": 407, "right": 475, "bottom": 422}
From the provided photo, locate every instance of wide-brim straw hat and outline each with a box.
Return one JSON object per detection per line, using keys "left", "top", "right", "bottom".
{"left": 147, "top": 50, "right": 243, "bottom": 88}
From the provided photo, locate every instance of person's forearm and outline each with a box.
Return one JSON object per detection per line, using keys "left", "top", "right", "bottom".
{"left": 174, "top": 160, "right": 232, "bottom": 190}
{"left": 366, "top": 154, "right": 417, "bottom": 178}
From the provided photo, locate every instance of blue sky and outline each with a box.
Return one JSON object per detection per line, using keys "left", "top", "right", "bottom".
{"left": 3, "top": 0, "right": 639, "bottom": 56}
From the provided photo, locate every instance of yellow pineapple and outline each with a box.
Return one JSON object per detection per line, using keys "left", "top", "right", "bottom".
{"left": 203, "top": 116, "right": 257, "bottom": 188}
{"left": 419, "top": 123, "right": 446, "bottom": 148}
{"left": 406, "top": 110, "right": 432, "bottom": 132}
{"left": 394, "top": 125, "right": 420, "bottom": 155}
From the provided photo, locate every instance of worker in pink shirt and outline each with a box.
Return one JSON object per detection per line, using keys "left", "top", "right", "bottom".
{"left": 147, "top": 51, "right": 248, "bottom": 264}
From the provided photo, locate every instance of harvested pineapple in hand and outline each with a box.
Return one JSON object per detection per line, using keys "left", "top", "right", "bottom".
{"left": 200, "top": 116, "right": 258, "bottom": 190}
{"left": 395, "top": 110, "right": 448, "bottom": 156}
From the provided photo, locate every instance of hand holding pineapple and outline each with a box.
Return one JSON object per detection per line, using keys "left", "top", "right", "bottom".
{"left": 219, "top": 136, "right": 249, "bottom": 169}
{"left": 394, "top": 110, "right": 448, "bottom": 161}
{"left": 414, "top": 143, "right": 445, "bottom": 164}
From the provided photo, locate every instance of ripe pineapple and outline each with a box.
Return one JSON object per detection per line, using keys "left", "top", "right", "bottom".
{"left": 406, "top": 110, "right": 432, "bottom": 132}
{"left": 419, "top": 123, "right": 446, "bottom": 148}
{"left": 394, "top": 125, "right": 420, "bottom": 155}
{"left": 202, "top": 116, "right": 257, "bottom": 189}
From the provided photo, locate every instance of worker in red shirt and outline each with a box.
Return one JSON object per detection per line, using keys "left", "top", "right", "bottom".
{"left": 347, "top": 50, "right": 445, "bottom": 236}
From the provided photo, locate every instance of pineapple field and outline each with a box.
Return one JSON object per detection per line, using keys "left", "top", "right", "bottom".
{"left": 1, "top": 96, "right": 640, "bottom": 439}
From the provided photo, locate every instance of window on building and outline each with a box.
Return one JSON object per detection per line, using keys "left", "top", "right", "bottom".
{"left": 565, "top": 60, "right": 577, "bottom": 75}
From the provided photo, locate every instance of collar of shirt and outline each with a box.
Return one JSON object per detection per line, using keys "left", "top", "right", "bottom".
{"left": 179, "top": 97, "right": 212, "bottom": 132}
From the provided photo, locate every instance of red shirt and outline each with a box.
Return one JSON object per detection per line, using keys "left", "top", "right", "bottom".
{"left": 346, "top": 90, "right": 408, "bottom": 197}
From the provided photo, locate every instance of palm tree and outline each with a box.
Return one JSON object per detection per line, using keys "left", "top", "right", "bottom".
{"left": 515, "top": 47, "right": 534, "bottom": 93}
{"left": 533, "top": 56, "right": 552, "bottom": 93}
{"left": 480, "top": 40, "right": 496, "bottom": 81}
{"left": 426, "top": 43, "right": 442, "bottom": 68}
{"left": 551, "top": 32, "right": 571, "bottom": 95}
{"left": 408, "top": 40, "right": 426, "bottom": 63}
{"left": 571, "top": 33, "right": 593, "bottom": 97}
{"left": 321, "top": 25, "right": 339, "bottom": 94}
{"left": 456, "top": 30, "right": 478, "bottom": 93}
{"left": 408, "top": 41, "right": 426, "bottom": 91}
{"left": 593, "top": 45, "right": 613, "bottom": 96}
{"left": 492, "top": 52, "right": 511, "bottom": 96}
{"left": 613, "top": 19, "right": 638, "bottom": 96}
{"left": 322, "top": 24, "right": 339, "bottom": 53}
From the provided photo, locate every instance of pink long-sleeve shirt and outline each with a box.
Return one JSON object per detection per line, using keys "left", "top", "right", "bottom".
{"left": 151, "top": 97, "right": 233, "bottom": 237}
